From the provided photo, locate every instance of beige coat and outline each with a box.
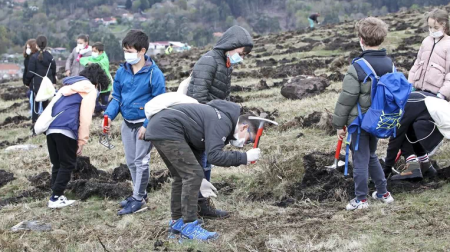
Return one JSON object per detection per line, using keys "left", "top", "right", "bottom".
{"left": 409, "top": 35, "right": 450, "bottom": 98}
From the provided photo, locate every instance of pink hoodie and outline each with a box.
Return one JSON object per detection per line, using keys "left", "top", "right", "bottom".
{"left": 408, "top": 34, "right": 450, "bottom": 98}
{"left": 58, "top": 80, "right": 97, "bottom": 146}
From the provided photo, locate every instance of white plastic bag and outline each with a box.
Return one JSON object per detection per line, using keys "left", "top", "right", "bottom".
{"left": 30, "top": 60, "right": 55, "bottom": 102}
{"left": 35, "top": 76, "right": 55, "bottom": 102}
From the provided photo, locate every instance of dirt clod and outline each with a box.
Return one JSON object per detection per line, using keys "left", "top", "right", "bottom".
{"left": 147, "top": 169, "right": 171, "bottom": 191}
{"left": 254, "top": 79, "right": 270, "bottom": 90}
{"left": 28, "top": 172, "right": 51, "bottom": 190}
{"left": 280, "top": 111, "right": 334, "bottom": 135}
{"left": 1, "top": 115, "right": 29, "bottom": 127}
{"left": 67, "top": 180, "right": 132, "bottom": 200}
{"left": 111, "top": 164, "right": 131, "bottom": 182}
{"left": 281, "top": 77, "right": 330, "bottom": 100}
{"left": 73, "top": 156, "right": 109, "bottom": 180}
{"left": 0, "top": 170, "right": 15, "bottom": 188}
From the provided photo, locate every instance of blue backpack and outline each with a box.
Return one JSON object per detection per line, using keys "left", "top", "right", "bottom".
{"left": 344, "top": 58, "right": 412, "bottom": 175}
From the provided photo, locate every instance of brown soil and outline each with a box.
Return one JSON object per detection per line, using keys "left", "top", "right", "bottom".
{"left": 1, "top": 115, "right": 30, "bottom": 127}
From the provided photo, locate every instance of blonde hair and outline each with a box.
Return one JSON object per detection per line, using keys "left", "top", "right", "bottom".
{"left": 427, "top": 9, "right": 449, "bottom": 35}
{"left": 356, "top": 17, "right": 388, "bottom": 47}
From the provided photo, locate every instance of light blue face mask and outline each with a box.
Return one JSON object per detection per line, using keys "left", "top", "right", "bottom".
{"left": 228, "top": 52, "right": 243, "bottom": 64}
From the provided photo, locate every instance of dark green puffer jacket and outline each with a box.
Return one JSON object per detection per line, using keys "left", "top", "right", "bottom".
{"left": 187, "top": 26, "right": 253, "bottom": 104}
{"left": 332, "top": 50, "right": 394, "bottom": 131}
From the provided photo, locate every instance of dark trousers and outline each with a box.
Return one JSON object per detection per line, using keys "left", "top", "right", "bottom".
{"left": 95, "top": 92, "right": 110, "bottom": 113}
{"left": 47, "top": 133, "right": 77, "bottom": 196}
{"left": 152, "top": 140, "right": 204, "bottom": 222}
{"left": 351, "top": 131, "right": 387, "bottom": 201}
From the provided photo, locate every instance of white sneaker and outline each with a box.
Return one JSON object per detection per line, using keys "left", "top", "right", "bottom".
{"left": 48, "top": 195, "right": 76, "bottom": 209}
{"left": 346, "top": 198, "right": 369, "bottom": 211}
{"left": 372, "top": 191, "right": 394, "bottom": 204}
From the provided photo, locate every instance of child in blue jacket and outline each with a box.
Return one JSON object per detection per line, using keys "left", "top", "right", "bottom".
{"left": 104, "top": 30, "right": 166, "bottom": 215}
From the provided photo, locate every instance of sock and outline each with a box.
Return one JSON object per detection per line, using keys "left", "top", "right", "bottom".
{"left": 406, "top": 155, "right": 418, "bottom": 163}
{"left": 418, "top": 154, "right": 429, "bottom": 163}
{"left": 377, "top": 192, "right": 390, "bottom": 198}
{"left": 50, "top": 195, "right": 59, "bottom": 202}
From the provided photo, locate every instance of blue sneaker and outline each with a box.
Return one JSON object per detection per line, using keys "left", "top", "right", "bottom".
{"left": 180, "top": 220, "right": 218, "bottom": 241}
{"left": 119, "top": 193, "right": 148, "bottom": 208}
{"left": 118, "top": 198, "right": 147, "bottom": 215}
{"left": 168, "top": 218, "right": 184, "bottom": 239}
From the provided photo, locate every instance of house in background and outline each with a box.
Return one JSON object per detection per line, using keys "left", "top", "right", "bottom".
{"left": 102, "top": 17, "right": 118, "bottom": 26}
{"left": 0, "top": 63, "right": 21, "bottom": 80}
{"left": 147, "top": 41, "right": 191, "bottom": 55}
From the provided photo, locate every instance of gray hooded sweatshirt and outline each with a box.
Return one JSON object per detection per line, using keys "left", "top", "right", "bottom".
{"left": 145, "top": 100, "right": 247, "bottom": 167}
{"left": 187, "top": 26, "right": 253, "bottom": 104}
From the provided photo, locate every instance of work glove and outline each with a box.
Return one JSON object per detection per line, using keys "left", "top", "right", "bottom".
{"left": 200, "top": 179, "right": 218, "bottom": 198}
{"left": 246, "top": 148, "right": 261, "bottom": 164}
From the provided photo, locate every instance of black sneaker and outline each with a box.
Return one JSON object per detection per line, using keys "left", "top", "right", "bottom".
{"left": 391, "top": 162, "right": 422, "bottom": 180}
{"left": 420, "top": 161, "right": 437, "bottom": 179}
{"left": 198, "top": 198, "right": 230, "bottom": 219}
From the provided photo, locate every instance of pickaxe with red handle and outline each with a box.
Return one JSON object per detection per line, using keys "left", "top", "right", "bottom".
{"left": 248, "top": 116, "right": 279, "bottom": 164}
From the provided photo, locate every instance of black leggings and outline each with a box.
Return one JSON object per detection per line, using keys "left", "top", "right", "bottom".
{"left": 47, "top": 133, "right": 77, "bottom": 196}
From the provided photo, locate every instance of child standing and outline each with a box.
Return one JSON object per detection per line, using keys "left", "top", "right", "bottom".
{"left": 332, "top": 17, "right": 394, "bottom": 211}
{"left": 80, "top": 42, "right": 113, "bottom": 112}
{"left": 39, "top": 64, "right": 110, "bottom": 208}
{"left": 385, "top": 9, "right": 450, "bottom": 179}
{"left": 103, "top": 30, "right": 166, "bottom": 215}
{"left": 66, "top": 34, "right": 92, "bottom": 77}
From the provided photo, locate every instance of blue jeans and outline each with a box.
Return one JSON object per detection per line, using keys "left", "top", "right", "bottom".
{"left": 350, "top": 131, "right": 387, "bottom": 201}
{"left": 95, "top": 92, "right": 110, "bottom": 113}
{"left": 198, "top": 151, "right": 212, "bottom": 199}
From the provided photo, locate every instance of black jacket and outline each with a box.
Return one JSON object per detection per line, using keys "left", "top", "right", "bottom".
{"left": 187, "top": 26, "right": 253, "bottom": 104}
{"left": 23, "top": 56, "right": 30, "bottom": 87}
{"left": 385, "top": 91, "right": 444, "bottom": 167}
{"left": 145, "top": 100, "right": 247, "bottom": 167}
{"left": 309, "top": 14, "right": 319, "bottom": 22}
{"left": 23, "top": 51, "right": 56, "bottom": 93}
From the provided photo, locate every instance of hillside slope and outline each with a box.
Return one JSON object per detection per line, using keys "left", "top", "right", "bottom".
{"left": 1, "top": 4, "right": 450, "bottom": 251}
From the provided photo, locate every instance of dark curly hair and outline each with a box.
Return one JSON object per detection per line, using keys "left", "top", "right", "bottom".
{"left": 79, "top": 63, "right": 110, "bottom": 92}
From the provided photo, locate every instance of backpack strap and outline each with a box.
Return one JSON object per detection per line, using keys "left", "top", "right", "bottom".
{"left": 353, "top": 58, "right": 378, "bottom": 84}
{"left": 45, "top": 59, "right": 53, "bottom": 77}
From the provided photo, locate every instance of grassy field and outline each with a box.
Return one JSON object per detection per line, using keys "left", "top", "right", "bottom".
{"left": 1, "top": 5, "right": 450, "bottom": 252}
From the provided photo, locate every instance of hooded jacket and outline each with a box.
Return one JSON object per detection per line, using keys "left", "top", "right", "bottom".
{"left": 47, "top": 76, "right": 97, "bottom": 146}
{"left": 66, "top": 46, "right": 92, "bottom": 76}
{"left": 408, "top": 34, "right": 450, "bottom": 99}
{"left": 333, "top": 49, "right": 394, "bottom": 130}
{"left": 145, "top": 100, "right": 247, "bottom": 167}
{"left": 187, "top": 26, "right": 253, "bottom": 104}
{"left": 104, "top": 55, "right": 166, "bottom": 128}
{"left": 80, "top": 52, "right": 113, "bottom": 93}
{"left": 23, "top": 51, "right": 57, "bottom": 93}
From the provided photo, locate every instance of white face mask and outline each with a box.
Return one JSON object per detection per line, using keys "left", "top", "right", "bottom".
{"left": 91, "top": 52, "right": 99, "bottom": 58}
{"left": 230, "top": 131, "right": 246, "bottom": 148}
{"left": 429, "top": 29, "right": 444, "bottom": 38}
{"left": 359, "top": 40, "right": 365, "bottom": 51}
{"left": 26, "top": 48, "right": 31, "bottom": 55}
{"left": 124, "top": 52, "right": 141, "bottom": 65}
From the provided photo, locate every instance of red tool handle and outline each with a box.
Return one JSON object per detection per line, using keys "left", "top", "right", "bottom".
{"left": 253, "top": 128, "right": 264, "bottom": 149}
{"left": 395, "top": 150, "right": 402, "bottom": 163}
{"left": 334, "top": 138, "right": 343, "bottom": 159}
{"left": 103, "top": 115, "right": 109, "bottom": 134}
{"left": 251, "top": 127, "right": 264, "bottom": 164}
